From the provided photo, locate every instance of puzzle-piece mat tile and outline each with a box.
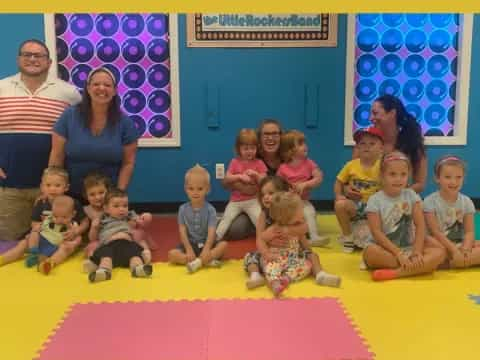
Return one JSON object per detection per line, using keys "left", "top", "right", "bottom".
{"left": 36, "top": 298, "right": 373, "bottom": 360}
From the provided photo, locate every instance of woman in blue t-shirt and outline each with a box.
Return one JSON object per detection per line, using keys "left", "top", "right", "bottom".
{"left": 49, "top": 67, "right": 139, "bottom": 200}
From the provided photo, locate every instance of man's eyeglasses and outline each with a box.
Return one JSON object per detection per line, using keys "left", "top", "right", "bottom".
{"left": 262, "top": 131, "right": 281, "bottom": 138}
{"left": 19, "top": 52, "right": 49, "bottom": 60}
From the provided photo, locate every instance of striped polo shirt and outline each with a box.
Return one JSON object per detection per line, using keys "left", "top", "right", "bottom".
{"left": 0, "top": 73, "right": 81, "bottom": 188}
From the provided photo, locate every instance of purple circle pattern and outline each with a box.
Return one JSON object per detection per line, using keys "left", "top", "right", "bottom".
{"left": 55, "top": 13, "right": 172, "bottom": 139}
{"left": 354, "top": 14, "right": 460, "bottom": 137}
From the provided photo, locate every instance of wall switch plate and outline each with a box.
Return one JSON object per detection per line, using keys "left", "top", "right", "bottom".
{"left": 215, "top": 163, "right": 225, "bottom": 179}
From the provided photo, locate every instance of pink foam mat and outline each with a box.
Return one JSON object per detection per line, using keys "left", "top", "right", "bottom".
{"left": 36, "top": 298, "right": 373, "bottom": 360}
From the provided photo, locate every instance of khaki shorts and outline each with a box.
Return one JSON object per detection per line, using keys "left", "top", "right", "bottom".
{"left": 0, "top": 187, "right": 40, "bottom": 241}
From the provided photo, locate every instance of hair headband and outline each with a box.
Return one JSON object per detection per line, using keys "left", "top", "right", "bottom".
{"left": 86, "top": 67, "right": 116, "bottom": 86}
{"left": 436, "top": 156, "right": 461, "bottom": 164}
{"left": 434, "top": 155, "right": 464, "bottom": 173}
{"left": 383, "top": 152, "right": 409, "bottom": 164}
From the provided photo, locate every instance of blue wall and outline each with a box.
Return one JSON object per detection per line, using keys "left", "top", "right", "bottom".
{"left": 1, "top": 14, "right": 479, "bottom": 203}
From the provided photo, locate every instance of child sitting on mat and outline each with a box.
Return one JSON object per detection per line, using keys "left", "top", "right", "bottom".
{"left": 277, "top": 130, "right": 329, "bottom": 247}
{"left": 82, "top": 172, "right": 152, "bottom": 272}
{"left": 168, "top": 164, "right": 228, "bottom": 273}
{"left": 424, "top": 155, "right": 480, "bottom": 269}
{"left": 363, "top": 152, "right": 446, "bottom": 281}
{"left": 260, "top": 191, "right": 339, "bottom": 297}
{"left": 215, "top": 128, "right": 267, "bottom": 241}
{"left": 245, "top": 176, "right": 340, "bottom": 289}
{"left": 334, "top": 126, "right": 383, "bottom": 253}
{"left": 0, "top": 167, "right": 88, "bottom": 271}
{"left": 87, "top": 188, "right": 152, "bottom": 282}
{"left": 28, "top": 195, "right": 80, "bottom": 275}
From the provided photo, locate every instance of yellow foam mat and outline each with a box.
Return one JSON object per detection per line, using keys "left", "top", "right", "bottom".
{"left": 1, "top": 214, "right": 479, "bottom": 359}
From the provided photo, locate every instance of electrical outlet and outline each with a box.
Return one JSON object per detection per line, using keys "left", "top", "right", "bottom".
{"left": 215, "top": 163, "right": 225, "bottom": 179}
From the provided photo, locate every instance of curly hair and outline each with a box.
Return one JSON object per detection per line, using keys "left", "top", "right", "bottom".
{"left": 269, "top": 192, "right": 303, "bottom": 226}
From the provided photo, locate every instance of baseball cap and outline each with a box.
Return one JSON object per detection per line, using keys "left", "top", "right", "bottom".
{"left": 353, "top": 126, "right": 384, "bottom": 143}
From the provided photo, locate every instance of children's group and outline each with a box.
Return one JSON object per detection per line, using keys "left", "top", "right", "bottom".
{"left": 2, "top": 109, "right": 478, "bottom": 298}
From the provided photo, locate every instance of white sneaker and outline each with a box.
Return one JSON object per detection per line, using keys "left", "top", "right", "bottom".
{"left": 207, "top": 259, "right": 223, "bottom": 268}
{"left": 187, "top": 258, "right": 202, "bottom": 273}
{"left": 246, "top": 274, "right": 266, "bottom": 289}
{"left": 309, "top": 235, "right": 330, "bottom": 247}
{"left": 316, "top": 271, "right": 341, "bottom": 287}
{"left": 359, "top": 258, "right": 368, "bottom": 270}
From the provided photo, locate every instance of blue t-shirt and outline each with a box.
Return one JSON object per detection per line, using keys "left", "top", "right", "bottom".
{"left": 53, "top": 106, "right": 138, "bottom": 196}
{"left": 178, "top": 202, "right": 217, "bottom": 245}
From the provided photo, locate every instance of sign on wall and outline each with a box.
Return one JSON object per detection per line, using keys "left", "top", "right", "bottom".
{"left": 187, "top": 14, "right": 337, "bottom": 47}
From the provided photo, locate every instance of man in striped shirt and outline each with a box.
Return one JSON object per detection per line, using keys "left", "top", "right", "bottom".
{"left": 0, "top": 39, "right": 81, "bottom": 241}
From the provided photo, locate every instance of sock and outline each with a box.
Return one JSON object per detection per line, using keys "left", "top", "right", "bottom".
{"left": 38, "top": 259, "right": 54, "bottom": 275}
{"left": 316, "top": 271, "right": 342, "bottom": 287}
{"left": 246, "top": 271, "right": 265, "bottom": 289}
{"left": 342, "top": 235, "right": 355, "bottom": 253}
{"left": 25, "top": 247, "right": 39, "bottom": 268}
{"left": 372, "top": 269, "right": 399, "bottom": 281}
{"left": 250, "top": 271, "right": 262, "bottom": 280}
{"left": 88, "top": 267, "right": 112, "bottom": 283}
{"left": 187, "top": 258, "right": 202, "bottom": 273}
{"left": 131, "top": 264, "right": 153, "bottom": 278}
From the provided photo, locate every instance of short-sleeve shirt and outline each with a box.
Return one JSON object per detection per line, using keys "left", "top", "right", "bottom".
{"left": 53, "top": 106, "right": 139, "bottom": 197}
{"left": 98, "top": 210, "right": 137, "bottom": 245}
{"left": 366, "top": 189, "right": 421, "bottom": 248}
{"left": 40, "top": 215, "right": 78, "bottom": 246}
{"left": 228, "top": 157, "right": 267, "bottom": 201}
{"left": 423, "top": 191, "right": 475, "bottom": 243}
{"left": 277, "top": 158, "right": 319, "bottom": 200}
{"left": 31, "top": 198, "right": 86, "bottom": 224}
{"left": 178, "top": 202, "right": 217, "bottom": 245}
{"left": 0, "top": 74, "right": 81, "bottom": 188}
{"left": 336, "top": 159, "right": 381, "bottom": 203}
